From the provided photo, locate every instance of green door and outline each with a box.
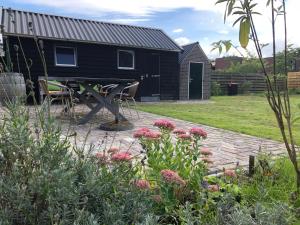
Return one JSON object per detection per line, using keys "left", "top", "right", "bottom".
{"left": 189, "top": 62, "right": 203, "bottom": 99}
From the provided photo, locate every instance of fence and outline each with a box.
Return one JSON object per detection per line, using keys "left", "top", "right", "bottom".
{"left": 211, "top": 73, "right": 267, "bottom": 93}
{"left": 288, "top": 72, "right": 300, "bottom": 89}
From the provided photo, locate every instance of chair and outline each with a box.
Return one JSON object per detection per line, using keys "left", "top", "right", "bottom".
{"left": 39, "top": 79, "right": 76, "bottom": 114}
{"left": 117, "top": 81, "right": 140, "bottom": 118}
{"left": 99, "top": 84, "right": 118, "bottom": 97}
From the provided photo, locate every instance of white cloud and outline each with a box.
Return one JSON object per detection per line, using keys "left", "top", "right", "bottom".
{"left": 175, "top": 37, "right": 191, "bottom": 46}
{"left": 110, "top": 18, "right": 150, "bottom": 24}
{"left": 218, "top": 29, "right": 229, "bottom": 35}
{"left": 13, "top": 0, "right": 224, "bottom": 17}
{"left": 173, "top": 28, "right": 183, "bottom": 33}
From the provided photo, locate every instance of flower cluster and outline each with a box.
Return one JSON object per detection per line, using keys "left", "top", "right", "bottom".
{"left": 108, "top": 146, "right": 119, "bottom": 154}
{"left": 178, "top": 133, "right": 192, "bottom": 140}
{"left": 224, "top": 169, "right": 237, "bottom": 178}
{"left": 190, "top": 127, "right": 207, "bottom": 139}
{"left": 134, "top": 179, "right": 151, "bottom": 190}
{"left": 133, "top": 127, "right": 151, "bottom": 138}
{"left": 160, "top": 169, "right": 186, "bottom": 186}
{"left": 173, "top": 128, "right": 186, "bottom": 135}
{"left": 200, "top": 147, "right": 213, "bottom": 156}
{"left": 208, "top": 184, "right": 220, "bottom": 192}
{"left": 111, "top": 152, "right": 132, "bottom": 162}
{"left": 94, "top": 152, "right": 108, "bottom": 164}
{"left": 154, "top": 119, "right": 175, "bottom": 131}
{"left": 133, "top": 127, "right": 162, "bottom": 141}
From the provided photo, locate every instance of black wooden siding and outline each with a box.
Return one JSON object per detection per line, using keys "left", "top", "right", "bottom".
{"left": 5, "top": 36, "right": 179, "bottom": 101}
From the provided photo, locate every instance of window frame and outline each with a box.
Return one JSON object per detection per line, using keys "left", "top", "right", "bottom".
{"left": 54, "top": 46, "right": 77, "bottom": 67}
{"left": 117, "top": 49, "right": 135, "bottom": 70}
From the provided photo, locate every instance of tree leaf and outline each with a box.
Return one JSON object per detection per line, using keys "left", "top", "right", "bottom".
{"left": 233, "top": 16, "right": 245, "bottom": 27}
{"left": 223, "top": 41, "right": 232, "bottom": 52}
{"left": 215, "top": 0, "right": 228, "bottom": 4}
{"left": 239, "top": 18, "right": 250, "bottom": 48}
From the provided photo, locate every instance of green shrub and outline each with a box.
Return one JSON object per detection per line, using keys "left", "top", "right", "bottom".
{"left": 239, "top": 81, "right": 252, "bottom": 94}
{"left": 0, "top": 103, "right": 152, "bottom": 225}
{"left": 211, "top": 81, "right": 223, "bottom": 96}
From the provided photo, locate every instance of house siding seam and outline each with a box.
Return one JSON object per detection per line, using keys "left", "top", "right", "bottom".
{"left": 179, "top": 45, "right": 211, "bottom": 100}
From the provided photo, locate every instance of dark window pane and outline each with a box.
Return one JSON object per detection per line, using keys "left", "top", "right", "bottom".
{"left": 56, "top": 47, "right": 76, "bottom": 65}
{"left": 119, "top": 51, "right": 134, "bottom": 68}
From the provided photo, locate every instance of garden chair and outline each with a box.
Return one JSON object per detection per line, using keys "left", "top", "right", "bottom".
{"left": 117, "top": 81, "right": 140, "bottom": 118}
{"left": 39, "top": 79, "right": 77, "bottom": 115}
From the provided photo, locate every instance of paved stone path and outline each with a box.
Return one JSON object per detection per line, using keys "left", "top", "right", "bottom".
{"left": 47, "top": 104, "right": 285, "bottom": 172}
{"left": 0, "top": 104, "right": 286, "bottom": 172}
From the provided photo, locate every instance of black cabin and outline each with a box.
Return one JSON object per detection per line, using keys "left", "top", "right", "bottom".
{"left": 0, "top": 8, "right": 182, "bottom": 101}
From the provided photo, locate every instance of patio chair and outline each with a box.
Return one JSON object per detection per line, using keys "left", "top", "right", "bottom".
{"left": 117, "top": 81, "right": 140, "bottom": 118}
{"left": 39, "top": 79, "right": 76, "bottom": 114}
{"left": 99, "top": 84, "right": 118, "bottom": 97}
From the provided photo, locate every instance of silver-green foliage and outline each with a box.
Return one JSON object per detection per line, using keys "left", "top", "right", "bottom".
{"left": 0, "top": 103, "right": 152, "bottom": 225}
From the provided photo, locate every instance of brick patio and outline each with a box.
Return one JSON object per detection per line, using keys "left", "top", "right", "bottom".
{"left": 0, "top": 103, "right": 286, "bottom": 172}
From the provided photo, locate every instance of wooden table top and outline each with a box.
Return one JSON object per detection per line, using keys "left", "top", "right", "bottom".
{"left": 38, "top": 76, "right": 135, "bottom": 84}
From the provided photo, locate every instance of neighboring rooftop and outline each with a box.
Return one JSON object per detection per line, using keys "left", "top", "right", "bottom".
{"left": 0, "top": 7, "right": 182, "bottom": 52}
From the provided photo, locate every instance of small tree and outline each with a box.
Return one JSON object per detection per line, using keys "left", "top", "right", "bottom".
{"left": 215, "top": 0, "right": 300, "bottom": 192}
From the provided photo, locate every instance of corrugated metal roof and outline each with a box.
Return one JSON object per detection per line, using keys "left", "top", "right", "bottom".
{"left": 1, "top": 8, "right": 182, "bottom": 52}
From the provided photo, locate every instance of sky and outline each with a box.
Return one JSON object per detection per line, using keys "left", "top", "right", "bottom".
{"left": 1, "top": 0, "right": 299, "bottom": 59}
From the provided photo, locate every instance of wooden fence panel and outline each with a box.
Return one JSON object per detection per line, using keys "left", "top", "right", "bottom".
{"left": 288, "top": 72, "right": 300, "bottom": 88}
{"left": 211, "top": 73, "right": 267, "bottom": 93}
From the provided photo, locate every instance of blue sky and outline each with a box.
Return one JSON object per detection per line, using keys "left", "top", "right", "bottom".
{"left": 1, "top": 0, "right": 299, "bottom": 58}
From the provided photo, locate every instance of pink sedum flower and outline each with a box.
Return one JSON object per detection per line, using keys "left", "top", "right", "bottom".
{"left": 108, "top": 146, "right": 119, "bottom": 154}
{"left": 144, "top": 131, "right": 162, "bottom": 140}
{"left": 173, "top": 128, "right": 187, "bottom": 135}
{"left": 208, "top": 184, "right": 220, "bottom": 192}
{"left": 154, "top": 119, "right": 175, "bottom": 131}
{"left": 202, "top": 157, "right": 213, "bottom": 164}
{"left": 190, "top": 127, "right": 207, "bottom": 138}
{"left": 111, "top": 152, "right": 132, "bottom": 162}
{"left": 160, "top": 169, "right": 186, "bottom": 186}
{"left": 133, "top": 127, "right": 151, "bottom": 138}
{"left": 94, "top": 152, "right": 108, "bottom": 164}
{"left": 178, "top": 133, "right": 192, "bottom": 140}
{"left": 200, "top": 147, "right": 213, "bottom": 156}
{"left": 224, "top": 169, "right": 237, "bottom": 178}
{"left": 152, "top": 195, "right": 162, "bottom": 203}
{"left": 134, "top": 179, "right": 151, "bottom": 190}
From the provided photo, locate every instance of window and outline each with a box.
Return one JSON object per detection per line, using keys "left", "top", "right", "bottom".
{"left": 118, "top": 50, "right": 134, "bottom": 70}
{"left": 55, "top": 46, "right": 77, "bottom": 66}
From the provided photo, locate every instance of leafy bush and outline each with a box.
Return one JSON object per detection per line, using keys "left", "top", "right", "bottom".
{"left": 0, "top": 103, "right": 153, "bottom": 225}
{"left": 211, "top": 81, "right": 223, "bottom": 96}
{"left": 239, "top": 81, "right": 252, "bottom": 94}
{"left": 218, "top": 203, "right": 294, "bottom": 225}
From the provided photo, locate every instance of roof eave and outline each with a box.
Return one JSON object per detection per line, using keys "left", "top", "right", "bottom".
{"left": 3, "top": 33, "right": 182, "bottom": 52}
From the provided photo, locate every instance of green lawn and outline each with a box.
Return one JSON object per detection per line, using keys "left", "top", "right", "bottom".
{"left": 137, "top": 95, "right": 300, "bottom": 142}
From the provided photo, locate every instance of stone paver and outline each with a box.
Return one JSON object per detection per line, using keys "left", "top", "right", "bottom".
{"left": 0, "top": 104, "right": 286, "bottom": 172}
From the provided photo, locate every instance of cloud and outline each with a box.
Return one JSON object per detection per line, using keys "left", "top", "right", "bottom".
{"left": 110, "top": 18, "right": 150, "bottom": 24}
{"left": 12, "top": 0, "right": 224, "bottom": 17}
{"left": 218, "top": 29, "right": 229, "bottom": 35}
{"left": 173, "top": 28, "right": 183, "bottom": 33}
{"left": 175, "top": 37, "right": 191, "bottom": 46}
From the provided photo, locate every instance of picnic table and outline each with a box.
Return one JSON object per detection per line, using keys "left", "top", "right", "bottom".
{"left": 38, "top": 76, "right": 135, "bottom": 129}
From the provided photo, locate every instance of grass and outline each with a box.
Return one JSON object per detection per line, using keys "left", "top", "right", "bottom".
{"left": 137, "top": 95, "right": 300, "bottom": 142}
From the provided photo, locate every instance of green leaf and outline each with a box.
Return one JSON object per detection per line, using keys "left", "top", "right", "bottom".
{"left": 239, "top": 18, "right": 250, "bottom": 48}
{"left": 224, "top": 41, "right": 232, "bottom": 52}
{"left": 215, "top": 0, "right": 228, "bottom": 4}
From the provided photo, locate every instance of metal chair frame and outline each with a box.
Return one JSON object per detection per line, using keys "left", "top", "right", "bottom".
{"left": 117, "top": 81, "right": 140, "bottom": 118}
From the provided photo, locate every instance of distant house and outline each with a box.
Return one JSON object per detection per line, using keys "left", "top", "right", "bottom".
{"left": 0, "top": 7, "right": 183, "bottom": 101}
{"left": 215, "top": 56, "right": 243, "bottom": 70}
{"left": 179, "top": 42, "right": 211, "bottom": 100}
